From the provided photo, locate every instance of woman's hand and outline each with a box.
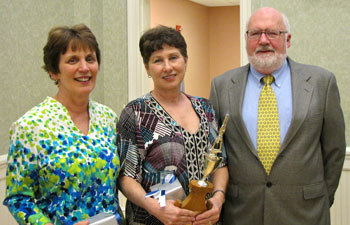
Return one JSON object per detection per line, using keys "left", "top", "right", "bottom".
{"left": 74, "top": 220, "right": 89, "bottom": 225}
{"left": 148, "top": 199, "right": 196, "bottom": 225}
{"left": 192, "top": 192, "right": 225, "bottom": 225}
{"left": 192, "top": 166, "right": 228, "bottom": 224}
{"left": 119, "top": 176, "right": 197, "bottom": 224}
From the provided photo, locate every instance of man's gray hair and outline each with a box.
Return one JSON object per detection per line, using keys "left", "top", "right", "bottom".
{"left": 282, "top": 13, "right": 290, "bottom": 34}
{"left": 245, "top": 11, "right": 291, "bottom": 34}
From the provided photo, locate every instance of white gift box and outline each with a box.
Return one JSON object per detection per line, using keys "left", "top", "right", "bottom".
{"left": 89, "top": 213, "right": 119, "bottom": 225}
{"left": 150, "top": 177, "right": 186, "bottom": 201}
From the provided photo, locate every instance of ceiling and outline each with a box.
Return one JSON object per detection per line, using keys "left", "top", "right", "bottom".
{"left": 189, "top": 0, "right": 240, "bottom": 7}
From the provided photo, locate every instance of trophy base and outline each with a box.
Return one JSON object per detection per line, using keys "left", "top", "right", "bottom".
{"left": 174, "top": 180, "right": 214, "bottom": 214}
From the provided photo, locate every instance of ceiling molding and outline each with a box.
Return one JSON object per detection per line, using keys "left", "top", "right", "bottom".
{"left": 189, "top": 0, "right": 239, "bottom": 7}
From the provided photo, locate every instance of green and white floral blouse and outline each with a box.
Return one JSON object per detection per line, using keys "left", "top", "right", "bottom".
{"left": 3, "top": 97, "right": 123, "bottom": 225}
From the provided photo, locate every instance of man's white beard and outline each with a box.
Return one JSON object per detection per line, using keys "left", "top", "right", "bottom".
{"left": 248, "top": 48, "right": 287, "bottom": 73}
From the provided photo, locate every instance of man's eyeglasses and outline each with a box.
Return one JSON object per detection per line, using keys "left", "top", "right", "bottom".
{"left": 246, "top": 30, "right": 288, "bottom": 40}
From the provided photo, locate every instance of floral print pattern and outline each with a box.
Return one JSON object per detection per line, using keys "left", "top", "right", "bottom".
{"left": 3, "top": 97, "right": 122, "bottom": 225}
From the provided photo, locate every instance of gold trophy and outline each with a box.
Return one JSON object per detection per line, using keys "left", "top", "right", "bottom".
{"left": 175, "top": 114, "right": 229, "bottom": 214}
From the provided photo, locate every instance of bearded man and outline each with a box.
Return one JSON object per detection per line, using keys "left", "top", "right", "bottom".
{"left": 210, "top": 7, "right": 345, "bottom": 225}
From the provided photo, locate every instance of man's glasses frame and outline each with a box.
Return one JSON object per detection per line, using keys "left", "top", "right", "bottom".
{"left": 246, "top": 29, "right": 288, "bottom": 40}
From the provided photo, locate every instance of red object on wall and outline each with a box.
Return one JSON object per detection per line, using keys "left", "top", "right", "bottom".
{"left": 176, "top": 25, "right": 182, "bottom": 33}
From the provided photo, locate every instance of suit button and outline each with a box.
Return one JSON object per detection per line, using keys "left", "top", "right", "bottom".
{"left": 266, "top": 182, "right": 272, "bottom": 188}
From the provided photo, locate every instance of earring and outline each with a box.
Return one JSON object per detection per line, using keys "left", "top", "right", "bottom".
{"left": 148, "top": 75, "right": 151, "bottom": 78}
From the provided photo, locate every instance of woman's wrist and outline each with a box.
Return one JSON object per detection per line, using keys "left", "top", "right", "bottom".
{"left": 211, "top": 189, "right": 225, "bottom": 204}
{"left": 144, "top": 197, "right": 161, "bottom": 215}
{"left": 211, "top": 189, "right": 225, "bottom": 197}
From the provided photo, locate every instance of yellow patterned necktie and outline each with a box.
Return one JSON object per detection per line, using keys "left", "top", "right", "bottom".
{"left": 257, "top": 74, "right": 281, "bottom": 175}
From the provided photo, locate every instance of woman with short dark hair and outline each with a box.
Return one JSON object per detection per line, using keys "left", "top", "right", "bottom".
{"left": 118, "top": 25, "right": 228, "bottom": 225}
{"left": 3, "top": 24, "right": 123, "bottom": 225}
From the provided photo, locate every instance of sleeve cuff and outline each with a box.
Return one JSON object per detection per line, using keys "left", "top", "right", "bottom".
{"left": 28, "top": 213, "right": 52, "bottom": 225}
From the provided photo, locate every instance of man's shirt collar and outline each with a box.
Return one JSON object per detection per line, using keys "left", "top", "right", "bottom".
{"left": 249, "top": 59, "right": 289, "bottom": 88}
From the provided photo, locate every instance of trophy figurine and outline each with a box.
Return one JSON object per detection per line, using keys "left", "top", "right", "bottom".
{"left": 175, "top": 114, "right": 229, "bottom": 214}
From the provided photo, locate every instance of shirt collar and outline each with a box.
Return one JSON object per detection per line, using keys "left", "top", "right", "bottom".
{"left": 249, "top": 59, "right": 289, "bottom": 88}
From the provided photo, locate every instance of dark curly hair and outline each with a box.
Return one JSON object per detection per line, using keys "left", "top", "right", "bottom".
{"left": 139, "top": 25, "right": 187, "bottom": 65}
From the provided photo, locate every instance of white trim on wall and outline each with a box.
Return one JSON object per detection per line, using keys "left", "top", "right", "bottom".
{"left": 0, "top": 155, "right": 7, "bottom": 164}
{"left": 343, "top": 147, "right": 350, "bottom": 171}
{"left": 127, "top": 0, "right": 151, "bottom": 102}
{"left": 240, "top": 0, "right": 251, "bottom": 66}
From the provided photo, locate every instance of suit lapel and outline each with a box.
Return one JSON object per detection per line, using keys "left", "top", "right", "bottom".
{"left": 279, "top": 58, "right": 313, "bottom": 153}
{"left": 228, "top": 65, "right": 258, "bottom": 157}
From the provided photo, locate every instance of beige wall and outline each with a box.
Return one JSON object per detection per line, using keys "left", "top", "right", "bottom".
{"left": 0, "top": 0, "right": 128, "bottom": 155}
{"left": 151, "top": 0, "right": 210, "bottom": 98}
{"left": 150, "top": 0, "right": 240, "bottom": 98}
{"left": 209, "top": 6, "right": 240, "bottom": 80}
{"left": 251, "top": 0, "right": 350, "bottom": 147}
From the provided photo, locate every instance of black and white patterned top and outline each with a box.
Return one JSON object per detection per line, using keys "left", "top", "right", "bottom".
{"left": 117, "top": 92, "right": 226, "bottom": 225}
